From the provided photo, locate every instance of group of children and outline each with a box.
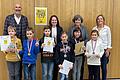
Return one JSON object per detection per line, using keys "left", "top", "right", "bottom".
{"left": 5, "top": 26, "right": 39, "bottom": 80}
{"left": 4, "top": 25, "right": 104, "bottom": 80}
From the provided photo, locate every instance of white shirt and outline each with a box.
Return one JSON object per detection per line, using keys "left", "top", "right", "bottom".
{"left": 14, "top": 14, "right": 21, "bottom": 24}
{"left": 52, "top": 26, "right": 57, "bottom": 39}
{"left": 92, "top": 25, "right": 112, "bottom": 49}
{"left": 85, "top": 39, "right": 104, "bottom": 65}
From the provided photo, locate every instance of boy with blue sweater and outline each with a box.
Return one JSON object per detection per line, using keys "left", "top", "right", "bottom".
{"left": 20, "top": 27, "right": 39, "bottom": 80}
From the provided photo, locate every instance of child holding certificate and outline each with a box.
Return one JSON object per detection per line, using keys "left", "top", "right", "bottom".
{"left": 39, "top": 26, "right": 55, "bottom": 80}
{"left": 71, "top": 28, "right": 85, "bottom": 80}
{"left": 4, "top": 26, "right": 22, "bottom": 80}
{"left": 85, "top": 30, "right": 104, "bottom": 80}
{"left": 19, "top": 27, "right": 39, "bottom": 80}
{"left": 55, "top": 31, "right": 75, "bottom": 80}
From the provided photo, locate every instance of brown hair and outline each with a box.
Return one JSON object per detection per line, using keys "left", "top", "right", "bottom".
{"left": 8, "top": 25, "right": 16, "bottom": 32}
{"left": 72, "top": 14, "right": 83, "bottom": 23}
{"left": 73, "top": 28, "right": 83, "bottom": 41}
{"left": 91, "top": 30, "right": 99, "bottom": 36}
{"left": 61, "top": 31, "right": 67, "bottom": 36}
{"left": 96, "top": 14, "right": 105, "bottom": 26}
{"left": 26, "top": 27, "right": 34, "bottom": 33}
{"left": 43, "top": 25, "right": 51, "bottom": 31}
{"left": 49, "top": 15, "right": 60, "bottom": 27}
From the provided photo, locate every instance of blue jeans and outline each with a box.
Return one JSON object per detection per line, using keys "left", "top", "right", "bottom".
{"left": 60, "top": 73, "right": 68, "bottom": 80}
{"left": 73, "top": 56, "right": 83, "bottom": 80}
{"left": 101, "top": 52, "right": 109, "bottom": 80}
{"left": 7, "top": 61, "right": 21, "bottom": 80}
{"left": 23, "top": 64, "right": 36, "bottom": 80}
{"left": 42, "top": 62, "right": 54, "bottom": 80}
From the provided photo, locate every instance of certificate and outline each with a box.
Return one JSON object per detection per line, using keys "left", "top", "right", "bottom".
{"left": 0, "top": 35, "right": 11, "bottom": 51}
{"left": 43, "top": 37, "right": 54, "bottom": 53}
{"left": 74, "top": 41, "right": 84, "bottom": 55}
{"left": 59, "top": 60, "right": 73, "bottom": 75}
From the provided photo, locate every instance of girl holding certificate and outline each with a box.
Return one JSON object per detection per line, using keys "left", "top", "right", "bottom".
{"left": 71, "top": 28, "right": 85, "bottom": 80}
{"left": 39, "top": 26, "right": 55, "bottom": 80}
{"left": 85, "top": 30, "right": 104, "bottom": 80}
{"left": 55, "top": 31, "right": 75, "bottom": 80}
{"left": 68, "top": 15, "right": 89, "bottom": 80}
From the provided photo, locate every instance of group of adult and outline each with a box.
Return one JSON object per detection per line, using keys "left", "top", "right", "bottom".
{"left": 3, "top": 3, "right": 111, "bottom": 80}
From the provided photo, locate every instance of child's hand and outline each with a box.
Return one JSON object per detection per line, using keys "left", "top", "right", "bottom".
{"left": 41, "top": 43, "right": 45, "bottom": 48}
{"left": 16, "top": 49, "right": 20, "bottom": 53}
{"left": 74, "top": 50, "right": 77, "bottom": 54}
{"left": 53, "top": 42, "right": 56, "bottom": 47}
{"left": 95, "top": 54, "right": 100, "bottom": 58}
{"left": 6, "top": 48, "right": 11, "bottom": 52}
{"left": 69, "top": 64, "right": 73, "bottom": 69}
{"left": 60, "top": 48, "right": 64, "bottom": 52}
{"left": 69, "top": 66, "right": 73, "bottom": 69}
{"left": 82, "top": 46, "right": 86, "bottom": 51}
{"left": 35, "top": 41, "right": 39, "bottom": 46}
{"left": 6, "top": 48, "right": 15, "bottom": 53}
{"left": 58, "top": 64, "right": 63, "bottom": 69}
{"left": 11, "top": 48, "right": 16, "bottom": 53}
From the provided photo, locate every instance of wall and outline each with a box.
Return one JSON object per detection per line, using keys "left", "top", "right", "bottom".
{"left": 0, "top": 0, "right": 120, "bottom": 79}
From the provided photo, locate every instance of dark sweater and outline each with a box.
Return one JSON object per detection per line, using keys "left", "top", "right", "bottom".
{"left": 39, "top": 37, "right": 55, "bottom": 63}
{"left": 55, "top": 41, "right": 75, "bottom": 65}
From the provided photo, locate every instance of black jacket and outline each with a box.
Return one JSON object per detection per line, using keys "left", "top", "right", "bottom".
{"left": 39, "top": 37, "right": 55, "bottom": 63}
{"left": 50, "top": 26, "right": 63, "bottom": 43}
{"left": 55, "top": 41, "right": 75, "bottom": 65}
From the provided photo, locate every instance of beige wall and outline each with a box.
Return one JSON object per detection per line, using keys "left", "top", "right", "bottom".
{"left": 0, "top": 0, "right": 120, "bottom": 80}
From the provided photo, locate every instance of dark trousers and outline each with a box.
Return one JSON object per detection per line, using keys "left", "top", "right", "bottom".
{"left": 20, "top": 56, "right": 23, "bottom": 80}
{"left": 101, "top": 52, "right": 109, "bottom": 80}
{"left": 88, "top": 65, "right": 100, "bottom": 80}
{"left": 53, "top": 63, "right": 58, "bottom": 80}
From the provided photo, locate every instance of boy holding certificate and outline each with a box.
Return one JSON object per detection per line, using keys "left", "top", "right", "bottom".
{"left": 39, "top": 26, "right": 55, "bottom": 80}
{"left": 19, "top": 27, "right": 39, "bottom": 80}
{"left": 55, "top": 31, "right": 75, "bottom": 80}
{"left": 4, "top": 26, "right": 22, "bottom": 80}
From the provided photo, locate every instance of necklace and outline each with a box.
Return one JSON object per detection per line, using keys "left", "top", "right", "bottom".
{"left": 91, "top": 40, "right": 97, "bottom": 54}
{"left": 27, "top": 39, "right": 33, "bottom": 56}
{"left": 62, "top": 41, "right": 68, "bottom": 58}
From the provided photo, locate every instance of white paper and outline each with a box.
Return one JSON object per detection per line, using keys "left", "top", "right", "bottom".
{"left": 43, "top": 37, "right": 54, "bottom": 53}
{"left": 59, "top": 60, "right": 73, "bottom": 75}
{"left": 0, "top": 35, "right": 11, "bottom": 51}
